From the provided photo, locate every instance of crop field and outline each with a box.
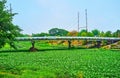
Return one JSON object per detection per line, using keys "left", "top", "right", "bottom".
{"left": 0, "top": 41, "right": 120, "bottom": 78}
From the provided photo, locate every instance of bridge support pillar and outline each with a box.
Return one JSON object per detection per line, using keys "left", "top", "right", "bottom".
{"left": 68, "top": 40, "right": 71, "bottom": 49}
{"left": 29, "top": 40, "right": 38, "bottom": 52}
{"left": 96, "top": 41, "right": 102, "bottom": 48}
{"left": 106, "top": 40, "right": 112, "bottom": 45}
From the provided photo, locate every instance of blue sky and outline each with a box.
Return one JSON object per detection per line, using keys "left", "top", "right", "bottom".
{"left": 7, "top": 0, "right": 120, "bottom": 34}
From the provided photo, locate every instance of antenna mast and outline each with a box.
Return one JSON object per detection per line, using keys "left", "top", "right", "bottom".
{"left": 85, "top": 9, "right": 88, "bottom": 32}
{"left": 10, "top": 3, "right": 12, "bottom": 14}
{"left": 77, "top": 9, "right": 88, "bottom": 33}
{"left": 78, "top": 12, "right": 80, "bottom": 32}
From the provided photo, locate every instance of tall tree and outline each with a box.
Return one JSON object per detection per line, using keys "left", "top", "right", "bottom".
{"left": 0, "top": 0, "right": 21, "bottom": 48}
{"left": 67, "top": 30, "right": 78, "bottom": 36}
{"left": 104, "top": 31, "right": 112, "bottom": 37}
{"left": 78, "top": 29, "right": 87, "bottom": 36}
{"left": 87, "top": 32, "right": 94, "bottom": 37}
{"left": 92, "top": 29, "right": 100, "bottom": 37}
{"left": 113, "top": 30, "right": 120, "bottom": 37}
{"left": 49, "top": 28, "right": 68, "bottom": 36}
{"left": 100, "top": 31, "right": 105, "bottom": 37}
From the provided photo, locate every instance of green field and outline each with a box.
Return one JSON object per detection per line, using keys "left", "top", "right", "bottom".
{"left": 0, "top": 41, "right": 120, "bottom": 78}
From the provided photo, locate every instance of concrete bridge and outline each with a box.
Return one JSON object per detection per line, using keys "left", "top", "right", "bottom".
{"left": 16, "top": 36, "right": 120, "bottom": 41}
{"left": 15, "top": 37, "right": 120, "bottom": 50}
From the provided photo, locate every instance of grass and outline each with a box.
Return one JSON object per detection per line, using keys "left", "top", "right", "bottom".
{"left": 0, "top": 41, "right": 120, "bottom": 78}
{"left": 0, "top": 41, "right": 68, "bottom": 51}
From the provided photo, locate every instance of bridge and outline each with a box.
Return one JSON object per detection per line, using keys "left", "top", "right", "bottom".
{"left": 15, "top": 37, "right": 120, "bottom": 51}
{"left": 16, "top": 36, "right": 120, "bottom": 41}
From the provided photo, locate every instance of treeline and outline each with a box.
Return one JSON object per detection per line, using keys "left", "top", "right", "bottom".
{"left": 20, "top": 28, "right": 120, "bottom": 37}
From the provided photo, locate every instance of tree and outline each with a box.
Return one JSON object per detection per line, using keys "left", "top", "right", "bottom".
{"left": 113, "top": 30, "right": 120, "bottom": 37}
{"left": 0, "top": 0, "right": 21, "bottom": 48}
{"left": 49, "top": 28, "right": 68, "bottom": 36}
{"left": 104, "top": 31, "right": 112, "bottom": 37}
{"left": 67, "top": 30, "right": 78, "bottom": 36}
{"left": 100, "top": 31, "right": 105, "bottom": 37}
{"left": 87, "top": 32, "right": 94, "bottom": 37}
{"left": 92, "top": 29, "right": 100, "bottom": 37}
{"left": 19, "top": 33, "right": 29, "bottom": 37}
{"left": 78, "top": 29, "right": 87, "bottom": 36}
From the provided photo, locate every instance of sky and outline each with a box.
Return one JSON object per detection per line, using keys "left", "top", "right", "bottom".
{"left": 7, "top": 0, "right": 120, "bottom": 34}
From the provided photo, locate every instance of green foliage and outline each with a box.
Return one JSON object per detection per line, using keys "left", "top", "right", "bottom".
{"left": 100, "top": 31, "right": 105, "bottom": 37}
{"left": 78, "top": 30, "right": 87, "bottom": 37}
{"left": 0, "top": 0, "right": 21, "bottom": 48}
{"left": 113, "top": 29, "right": 120, "bottom": 37}
{"left": 92, "top": 29, "right": 100, "bottom": 36}
{"left": 78, "top": 29, "right": 87, "bottom": 36}
{"left": 104, "top": 31, "right": 112, "bottom": 37}
{"left": 49, "top": 28, "right": 68, "bottom": 36}
{"left": 19, "top": 34, "right": 29, "bottom": 37}
{"left": 0, "top": 49, "right": 120, "bottom": 77}
{"left": 67, "top": 30, "right": 78, "bottom": 36}
{"left": 87, "top": 32, "right": 94, "bottom": 37}
{"left": 78, "top": 29, "right": 94, "bottom": 37}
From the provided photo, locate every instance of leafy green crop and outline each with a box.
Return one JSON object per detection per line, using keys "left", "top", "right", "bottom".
{"left": 0, "top": 49, "right": 120, "bottom": 78}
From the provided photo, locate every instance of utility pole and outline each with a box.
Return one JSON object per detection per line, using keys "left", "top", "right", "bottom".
{"left": 78, "top": 12, "right": 80, "bottom": 32}
{"left": 85, "top": 9, "right": 88, "bottom": 32}
{"left": 77, "top": 9, "right": 88, "bottom": 33}
{"left": 10, "top": 3, "right": 12, "bottom": 14}
{"left": 9, "top": 3, "right": 13, "bottom": 21}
